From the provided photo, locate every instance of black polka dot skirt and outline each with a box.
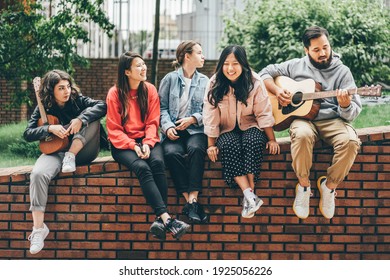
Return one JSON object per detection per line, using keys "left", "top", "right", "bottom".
{"left": 216, "top": 127, "right": 268, "bottom": 187}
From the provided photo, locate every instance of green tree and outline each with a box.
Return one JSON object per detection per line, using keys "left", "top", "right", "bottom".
{"left": 222, "top": 0, "right": 390, "bottom": 86}
{"left": 0, "top": 0, "right": 114, "bottom": 105}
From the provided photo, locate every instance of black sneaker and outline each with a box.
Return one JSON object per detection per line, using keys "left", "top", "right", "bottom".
{"left": 165, "top": 218, "right": 190, "bottom": 240}
{"left": 149, "top": 217, "right": 166, "bottom": 240}
{"left": 182, "top": 202, "right": 190, "bottom": 215}
{"left": 193, "top": 201, "right": 209, "bottom": 223}
{"left": 187, "top": 203, "right": 201, "bottom": 223}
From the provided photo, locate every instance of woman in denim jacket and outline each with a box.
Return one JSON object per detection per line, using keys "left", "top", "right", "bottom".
{"left": 159, "top": 40, "right": 210, "bottom": 223}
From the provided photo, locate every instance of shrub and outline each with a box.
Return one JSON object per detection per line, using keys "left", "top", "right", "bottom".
{"left": 222, "top": 0, "right": 390, "bottom": 86}
{"left": 8, "top": 138, "right": 41, "bottom": 158}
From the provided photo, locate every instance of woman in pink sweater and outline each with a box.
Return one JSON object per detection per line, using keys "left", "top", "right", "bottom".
{"left": 106, "top": 51, "right": 190, "bottom": 240}
{"left": 203, "top": 45, "right": 280, "bottom": 219}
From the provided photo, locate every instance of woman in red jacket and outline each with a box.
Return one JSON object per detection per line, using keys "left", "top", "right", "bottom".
{"left": 106, "top": 51, "right": 190, "bottom": 240}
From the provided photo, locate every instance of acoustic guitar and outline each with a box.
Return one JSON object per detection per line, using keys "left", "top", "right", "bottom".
{"left": 268, "top": 76, "right": 382, "bottom": 131}
{"left": 33, "top": 77, "right": 69, "bottom": 154}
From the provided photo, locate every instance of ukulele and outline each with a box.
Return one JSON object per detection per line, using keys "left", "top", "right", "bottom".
{"left": 268, "top": 76, "right": 382, "bottom": 131}
{"left": 32, "top": 77, "right": 69, "bottom": 154}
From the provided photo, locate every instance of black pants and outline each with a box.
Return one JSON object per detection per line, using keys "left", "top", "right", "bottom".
{"left": 111, "top": 143, "right": 168, "bottom": 216}
{"left": 162, "top": 131, "right": 207, "bottom": 195}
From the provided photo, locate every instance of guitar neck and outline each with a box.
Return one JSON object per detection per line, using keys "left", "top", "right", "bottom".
{"left": 33, "top": 82, "right": 48, "bottom": 124}
{"left": 302, "top": 89, "right": 356, "bottom": 101}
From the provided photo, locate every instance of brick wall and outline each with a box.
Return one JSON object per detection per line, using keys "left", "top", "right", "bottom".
{"left": 0, "top": 79, "right": 28, "bottom": 125}
{"left": 0, "top": 126, "right": 389, "bottom": 260}
{"left": 0, "top": 59, "right": 217, "bottom": 125}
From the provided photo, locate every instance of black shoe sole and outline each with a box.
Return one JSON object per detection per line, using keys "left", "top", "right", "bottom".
{"left": 199, "top": 215, "right": 209, "bottom": 224}
{"left": 149, "top": 228, "right": 166, "bottom": 240}
{"left": 170, "top": 225, "right": 191, "bottom": 240}
{"left": 188, "top": 216, "right": 202, "bottom": 223}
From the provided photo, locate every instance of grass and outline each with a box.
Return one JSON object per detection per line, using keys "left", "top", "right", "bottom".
{"left": 0, "top": 104, "right": 389, "bottom": 168}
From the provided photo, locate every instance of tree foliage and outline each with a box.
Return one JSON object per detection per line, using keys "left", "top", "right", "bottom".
{"left": 222, "top": 0, "right": 390, "bottom": 86}
{"left": 0, "top": 0, "right": 114, "bottom": 105}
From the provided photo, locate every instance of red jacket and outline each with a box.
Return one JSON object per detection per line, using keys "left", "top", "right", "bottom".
{"left": 106, "top": 82, "right": 160, "bottom": 150}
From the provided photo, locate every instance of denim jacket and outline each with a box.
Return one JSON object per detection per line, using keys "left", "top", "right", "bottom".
{"left": 158, "top": 67, "right": 209, "bottom": 140}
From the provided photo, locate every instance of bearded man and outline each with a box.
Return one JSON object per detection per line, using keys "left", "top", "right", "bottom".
{"left": 259, "top": 26, "right": 361, "bottom": 220}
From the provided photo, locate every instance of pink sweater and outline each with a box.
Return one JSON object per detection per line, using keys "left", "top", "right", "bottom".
{"left": 203, "top": 73, "right": 275, "bottom": 138}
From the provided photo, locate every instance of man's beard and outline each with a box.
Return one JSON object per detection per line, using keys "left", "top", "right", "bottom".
{"left": 308, "top": 52, "right": 333, "bottom": 69}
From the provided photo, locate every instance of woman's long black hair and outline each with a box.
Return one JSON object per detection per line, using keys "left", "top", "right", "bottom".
{"left": 208, "top": 45, "right": 254, "bottom": 107}
{"left": 117, "top": 51, "right": 148, "bottom": 124}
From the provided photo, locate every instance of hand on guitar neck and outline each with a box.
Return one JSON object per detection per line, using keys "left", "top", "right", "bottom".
{"left": 336, "top": 88, "right": 352, "bottom": 108}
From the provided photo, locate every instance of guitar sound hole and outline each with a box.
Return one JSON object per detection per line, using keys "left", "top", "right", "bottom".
{"left": 282, "top": 104, "right": 303, "bottom": 114}
{"left": 291, "top": 92, "right": 303, "bottom": 106}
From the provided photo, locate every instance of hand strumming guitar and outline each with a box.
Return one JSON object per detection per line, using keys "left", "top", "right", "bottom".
{"left": 275, "top": 87, "right": 292, "bottom": 107}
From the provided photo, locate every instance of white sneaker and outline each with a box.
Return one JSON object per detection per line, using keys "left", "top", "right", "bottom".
{"left": 242, "top": 196, "right": 263, "bottom": 218}
{"left": 293, "top": 184, "right": 312, "bottom": 219}
{"left": 28, "top": 223, "right": 50, "bottom": 254}
{"left": 241, "top": 198, "right": 254, "bottom": 218}
{"left": 318, "top": 176, "right": 336, "bottom": 219}
{"left": 62, "top": 152, "right": 76, "bottom": 173}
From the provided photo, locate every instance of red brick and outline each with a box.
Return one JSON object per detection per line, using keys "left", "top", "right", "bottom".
{"left": 362, "top": 254, "right": 390, "bottom": 260}
{"left": 71, "top": 205, "right": 100, "bottom": 212}
{"left": 101, "top": 241, "right": 131, "bottom": 250}
{"left": 355, "top": 155, "right": 377, "bottom": 163}
{"left": 346, "top": 226, "right": 375, "bottom": 234}
{"left": 101, "top": 205, "right": 130, "bottom": 213}
{"left": 163, "top": 242, "right": 192, "bottom": 250}
{"left": 71, "top": 186, "right": 101, "bottom": 194}
{"left": 271, "top": 253, "right": 299, "bottom": 260}
{"left": 240, "top": 252, "right": 270, "bottom": 260}
{"left": 178, "top": 251, "right": 208, "bottom": 259}
{"left": 133, "top": 241, "right": 162, "bottom": 250}
{"left": 88, "top": 232, "right": 116, "bottom": 240}
{"left": 71, "top": 223, "right": 100, "bottom": 231}
{"left": 56, "top": 178, "right": 86, "bottom": 186}
{"left": 101, "top": 187, "right": 130, "bottom": 195}
{"left": 378, "top": 155, "right": 390, "bottom": 163}
{"left": 57, "top": 214, "right": 85, "bottom": 221}
{"left": 316, "top": 244, "right": 345, "bottom": 252}
{"left": 56, "top": 232, "right": 86, "bottom": 240}
{"left": 72, "top": 241, "right": 100, "bottom": 250}
{"left": 363, "top": 199, "right": 390, "bottom": 207}
{"left": 301, "top": 253, "right": 330, "bottom": 260}
{"left": 87, "top": 214, "right": 116, "bottom": 222}
{"left": 0, "top": 249, "right": 24, "bottom": 258}
{"left": 148, "top": 251, "right": 178, "bottom": 259}
{"left": 210, "top": 252, "right": 239, "bottom": 260}
{"left": 87, "top": 250, "right": 116, "bottom": 259}
{"left": 362, "top": 217, "right": 390, "bottom": 225}
{"left": 332, "top": 253, "right": 361, "bottom": 260}
{"left": 301, "top": 235, "right": 331, "bottom": 243}
{"left": 101, "top": 223, "right": 130, "bottom": 231}
{"left": 56, "top": 195, "right": 85, "bottom": 203}
{"left": 118, "top": 232, "right": 147, "bottom": 241}
{"left": 87, "top": 177, "right": 116, "bottom": 186}
{"left": 193, "top": 243, "right": 222, "bottom": 251}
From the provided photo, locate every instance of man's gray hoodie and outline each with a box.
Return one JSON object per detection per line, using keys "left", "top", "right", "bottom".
{"left": 258, "top": 53, "right": 362, "bottom": 122}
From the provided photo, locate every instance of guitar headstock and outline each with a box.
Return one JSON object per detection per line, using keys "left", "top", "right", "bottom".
{"left": 356, "top": 85, "right": 382, "bottom": 97}
{"left": 33, "top": 77, "right": 41, "bottom": 93}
